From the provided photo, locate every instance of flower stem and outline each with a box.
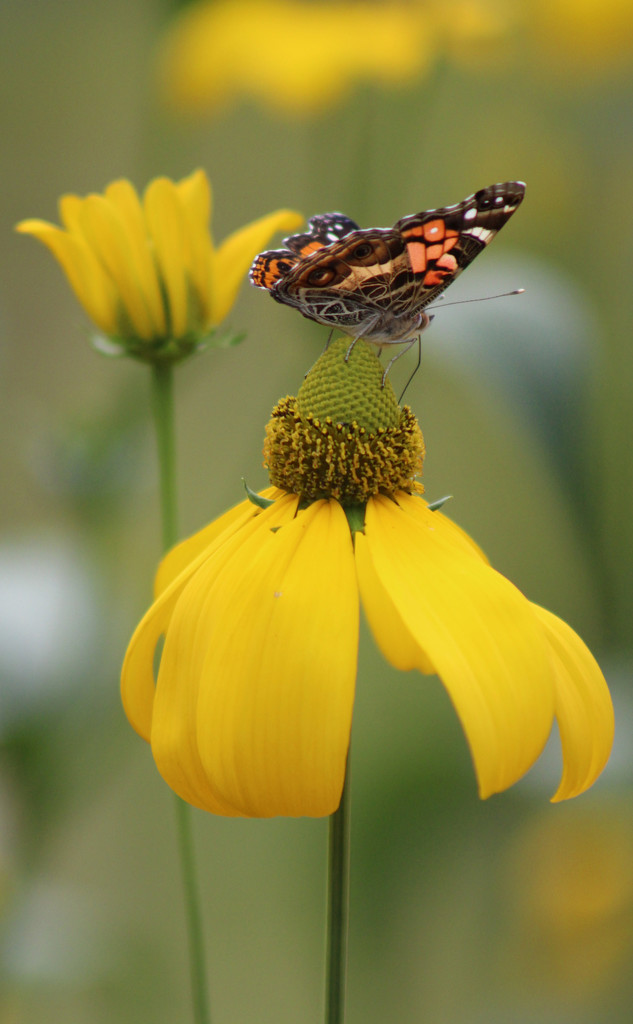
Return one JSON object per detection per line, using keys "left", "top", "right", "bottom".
{"left": 150, "top": 362, "right": 178, "bottom": 553}
{"left": 174, "top": 793, "right": 211, "bottom": 1024}
{"left": 325, "top": 762, "right": 351, "bottom": 1024}
{"left": 150, "top": 362, "right": 211, "bottom": 1024}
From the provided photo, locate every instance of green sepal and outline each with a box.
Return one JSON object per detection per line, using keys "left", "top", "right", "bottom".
{"left": 344, "top": 502, "right": 366, "bottom": 534}
{"left": 202, "top": 326, "right": 246, "bottom": 350}
{"left": 92, "top": 332, "right": 199, "bottom": 365}
{"left": 243, "top": 479, "right": 275, "bottom": 509}
{"left": 426, "top": 495, "right": 453, "bottom": 512}
{"left": 90, "top": 325, "right": 246, "bottom": 365}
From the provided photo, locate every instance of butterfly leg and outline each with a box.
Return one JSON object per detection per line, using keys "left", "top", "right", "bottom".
{"left": 397, "top": 335, "right": 423, "bottom": 403}
{"left": 344, "top": 337, "right": 360, "bottom": 363}
{"left": 381, "top": 336, "right": 419, "bottom": 390}
{"left": 344, "top": 315, "right": 381, "bottom": 364}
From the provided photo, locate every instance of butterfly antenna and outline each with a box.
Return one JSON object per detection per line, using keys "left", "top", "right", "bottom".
{"left": 427, "top": 288, "right": 524, "bottom": 312}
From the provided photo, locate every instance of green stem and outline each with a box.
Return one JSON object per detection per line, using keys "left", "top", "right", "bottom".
{"left": 150, "top": 362, "right": 211, "bottom": 1024}
{"left": 325, "top": 761, "right": 351, "bottom": 1024}
{"left": 174, "top": 793, "right": 211, "bottom": 1024}
{"left": 150, "top": 362, "right": 178, "bottom": 552}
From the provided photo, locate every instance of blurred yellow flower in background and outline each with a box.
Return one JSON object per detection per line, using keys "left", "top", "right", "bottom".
{"left": 156, "top": 0, "right": 512, "bottom": 117}
{"left": 17, "top": 170, "right": 302, "bottom": 360}
{"left": 529, "top": 0, "right": 633, "bottom": 73}
{"left": 506, "top": 809, "right": 633, "bottom": 1000}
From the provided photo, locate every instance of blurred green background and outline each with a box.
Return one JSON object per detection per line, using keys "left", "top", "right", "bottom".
{"left": 2, "top": 1, "right": 633, "bottom": 1021}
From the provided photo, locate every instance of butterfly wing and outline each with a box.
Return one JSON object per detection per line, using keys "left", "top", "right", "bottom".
{"left": 395, "top": 181, "right": 525, "bottom": 309}
{"left": 250, "top": 183, "right": 525, "bottom": 341}
{"left": 249, "top": 212, "right": 360, "bottom": 288}
{"left": 249, "top": 249, "right": 300, "bottom": 290}
{"left": 270, "top": 228, "right": 411, "bottom": 333}
{"left": 283, "top": 213, "right": 361, "bottom": 254}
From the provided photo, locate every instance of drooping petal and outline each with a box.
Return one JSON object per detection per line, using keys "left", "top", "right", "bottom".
{"left": 356, "top": 495, "right": 556, "bottom": 798}
{"left": 353, "top": 528, "right": 435, "bottom": 675}
{"left": 532, "top": 605, "right": 614, "bottom": 801}
{"left": 212, "top": 208, "right": 303, "bottom": 324}
{"left": 396, "top": 493, "right": 490, "bottom": 562}
{"left": 149, "top": 497, "right": 300, "bottom": 813}
{"left": 122, "top": 493, "right": 296, "bottom": 740}
{"left": 15, "top": 220, "right": 118, "bottom": 335}
{"left": 121, "top": 575, "right": 184, "bottom": 744}
{"left": 154, "top": 486, "right": 284, "bottom": 596}
{"left": 151, "top": 498, "right": 359, "bottom": 817}
{"left": 150, "top": 497, "right": 301, "bottom": 812}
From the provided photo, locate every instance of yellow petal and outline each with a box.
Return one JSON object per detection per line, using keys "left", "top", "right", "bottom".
{"left": 357, "top": 495, "right": 556, "bottom": 798}
{"left": 395, "top": 493, "right": 490, "bottom": 562}
{"left": 152, "top": 498, "right": 358, "bottom": 816}
{"left": 15, "top": 219, "right": 118, "bottom": 335}
{"left": 78, "top": 194, "right": 157, "bottom": 339}
{"left": 104, "top": 180, "right": 167, "bottom": 336}
{"left": 175, "top": 168, "right": 213, "bottom": 226}
{"left": 150, "top": 496, "right": 300, "bottom": 813}
{"left": 121, "top": 575, "right": 183, "bottom": 743}
{"left": 174, "top": 169, "right": 215, "bottom": 326}
{"left": 154, "top": 486, "right": 283, "bottom": 596}
{"left": 353, "top": 527, "right": 435, "bottom": 675}
{"left": 58, "top": 193, "right": 85, "bottom": 233}
{"left": 532, "top": 605, "right": 614, "bottom": 801}
{"left": 122, "top": 492, "right": 293, "bottom": 741}
{"left": 212, "top": 208, "right": 303, "bottom": 323}
{"left": 143, "top": 177, "right": 190, "bottom": 338}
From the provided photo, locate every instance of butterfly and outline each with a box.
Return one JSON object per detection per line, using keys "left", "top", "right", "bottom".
{"left": 250, "top": 182, "right": 525, "bottom": 360}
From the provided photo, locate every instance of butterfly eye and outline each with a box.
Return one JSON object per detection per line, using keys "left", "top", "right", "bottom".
{"left": 352, "top": 242, "right": 373, "bottom": 259}
{"left": 307, "top": 266, "right": 333, "bottom": 285}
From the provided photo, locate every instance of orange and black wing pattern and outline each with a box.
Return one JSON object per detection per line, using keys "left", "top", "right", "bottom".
{"left": 249, "top": 183, "right": 525, "bottom": 343}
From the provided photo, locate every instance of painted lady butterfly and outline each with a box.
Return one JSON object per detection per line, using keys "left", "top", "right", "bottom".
{"left": 250, "top": 182, "right": 525, "bottom": 354}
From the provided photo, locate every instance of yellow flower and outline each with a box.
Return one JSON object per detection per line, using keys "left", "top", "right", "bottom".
{"left": 506, "top": 809, "right": 633, "bottom": 998}
{"left": 157, "top": 0, "right": 432, "bottom": 116}
{"left": 16, "top": 170, "right": 302, "bottom": 361}
{"left": 121, "top": 338, "right": 613, "bottom": 817}
{"left": 528, "top": 0, "right": 633, "bottom": 73}
{"left": 156, "top": 0, "right": 511, "bottom": 117}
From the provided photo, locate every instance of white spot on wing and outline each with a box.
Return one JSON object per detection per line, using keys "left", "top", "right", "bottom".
{"left": 466, "top": 226, "right": 494, "bottom": 242}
